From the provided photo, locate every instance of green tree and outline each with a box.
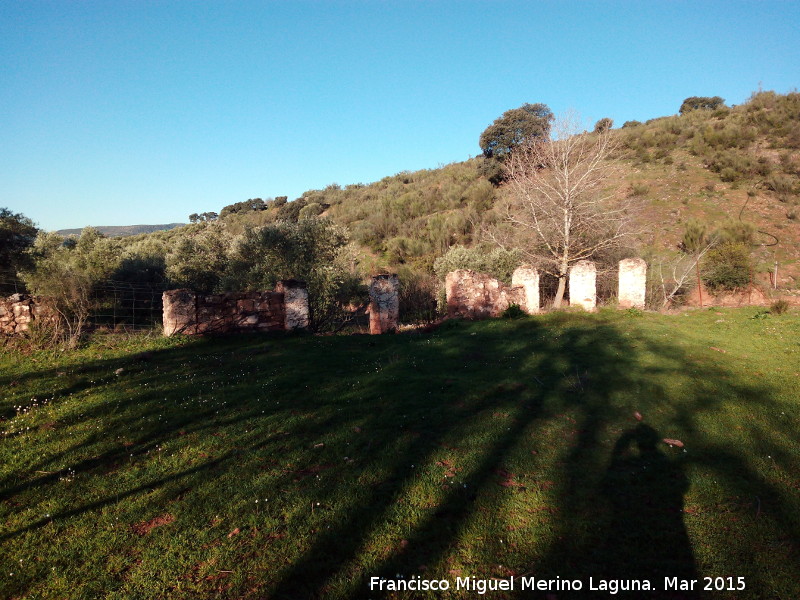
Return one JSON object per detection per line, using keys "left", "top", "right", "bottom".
{"left": 20, "top": 228, "right": 121, "bottom": 346}
{"left": 165, "top": 222, "right": 232, "bottom": 293}
{"left": 189, "top": 212, "right": 218, "bottom": 223}
{"left": 223, "top": 218, "right": 365, "bottom": 331}
{"left": 0, "top": 208, "right": 38, "bottom": 292}
{"left": 219, "top": 198, "right": 267, "bottom": 219}
{"left": 679, "top": 96, "right": 725, "bottom": 115}
{"left": 479, "top": 103, "right": 554, "bottom": 159}
{"left": 594, "top": 117, "right": 614, "bottom": 133}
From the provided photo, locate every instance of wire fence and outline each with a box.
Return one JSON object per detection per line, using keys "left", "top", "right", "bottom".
{"left": 1, "top": 272, "right": 167, "bottom": 331}
{"left": 90, "top": 280, "right": 167, "bottom": 330}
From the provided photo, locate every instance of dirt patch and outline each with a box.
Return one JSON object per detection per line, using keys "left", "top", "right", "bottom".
{"left": 131, "top": 513, "right": 176, "bottom": 535}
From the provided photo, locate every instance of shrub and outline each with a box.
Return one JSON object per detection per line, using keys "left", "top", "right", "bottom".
{"left": 702, "top": 242, "right": 752, "bottom": 291}
{"left": 433, "top": 245, "right": 521, "bottom": 284}
{"left": 165, "top": 222, "right": 232, "bottom": 293}
{"left": 765, "top": 173, "right": 798, "bottom": 202}
{"left": 715, "top": 221, "right": 755, "bottom": 246}
{"left": 222, "top": 218, "right": 365, "bottom": 332}
{"left": 680, "top": 220, "right": 708, "bottom": 254}
{"left": 628, "top": 183, "right": 649, "bottom": 198}
{"left": 20, "top": 228, "right": 122, "bottom": 347}
{"left": 501, "top": 304, "right": 526, "bottom": 319}
{"left": 769, "top": 299, "right": 790, "bottom": 315}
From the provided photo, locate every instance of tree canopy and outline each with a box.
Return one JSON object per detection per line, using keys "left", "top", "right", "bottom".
{"left": 0, "top": 208, "right": 38, "bottom": 271}
{"left": 679, "top": 96, "right": 725, "bottom": 115}
{"left": 479, "top": 103, "right": 554, "bottom": 159}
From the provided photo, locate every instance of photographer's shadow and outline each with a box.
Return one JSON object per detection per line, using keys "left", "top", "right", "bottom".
{"left": 601, "top": 424, "right": 698, "bottom": 596}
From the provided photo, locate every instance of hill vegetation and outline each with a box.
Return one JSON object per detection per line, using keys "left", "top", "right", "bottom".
{"left": 5, "top": 90, "right": 800, "bottom": 342}
{"left": 55, "top": 223, "right": 185, "bottom": 238}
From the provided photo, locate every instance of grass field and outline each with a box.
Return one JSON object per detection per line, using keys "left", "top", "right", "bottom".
{"left": 1, "top": 308, "right": 799, "bottom": 599}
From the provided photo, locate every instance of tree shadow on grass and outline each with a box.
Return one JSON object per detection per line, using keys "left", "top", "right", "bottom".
{"left": 1, "top": 315, "right": 798, "bottom": 599}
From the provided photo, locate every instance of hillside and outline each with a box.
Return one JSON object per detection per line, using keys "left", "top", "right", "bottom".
{"left": 270, "top": 90, "right": 798, "bottom": 287}
{"left": 25, "top": 90, "right": 799, "bottom": 318}
{"left": 57, "top": 223, "right": 184, "bottom": 237}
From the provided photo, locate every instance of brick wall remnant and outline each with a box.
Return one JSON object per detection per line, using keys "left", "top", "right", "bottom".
{"left": 569, "top": 260, "right": 597, "bottom": 311}
{"left": 162, "top": 284, "right": 308, "bottom": 336}
{"left": 368, "top": 274, "right": 400, "bottom": 334}
{"left": 512, "top": 265, "right": 540, "bottom": 314}
{"left": 618, "top": 258, "right": 647, "bottom": 309}
{"left": 275, "top": 280, "right": 310, "bottom": 330}
{"left": 445, "top": 269, "right": 525, "bottom": 319}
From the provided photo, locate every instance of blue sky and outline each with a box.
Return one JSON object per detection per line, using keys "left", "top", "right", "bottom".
{"left": 2, "top": 1, "right": 798, "bottom": 231}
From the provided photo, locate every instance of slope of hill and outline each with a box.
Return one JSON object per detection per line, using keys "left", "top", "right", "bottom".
{"left": 56, "top": 223, "right": 185, "bottom": 237}
{"left": 263, "top": 90, "right": 799, "bottom": 286}
{"left": 39, "top": 90, "right": 800, "bottom": 306}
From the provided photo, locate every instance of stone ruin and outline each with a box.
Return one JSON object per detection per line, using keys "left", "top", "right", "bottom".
{"left": 368, "top": 274, "right": 400, "bottom": 334}
{"left": 446, "top": 258, "right": 649, "bottom": 317}
{"left": 445, "top": 266, "right": 540, "bottom": 319}
{"left": 275, "top": 280, "right": 311, "bottom": 330}
{"left": 0, "top": 294, "right": 54, "bottom": 336}
{"left": 569, "top": 260, "right": 597, "bottom": 311}
{"left": 618, "top": 258, "right": 647, "bottom": 309}
{"left": 511, "top": 265, "right": 540, "bottom": 314}
{"left": 162, "top": 280, "right": 309, "bottom": 336}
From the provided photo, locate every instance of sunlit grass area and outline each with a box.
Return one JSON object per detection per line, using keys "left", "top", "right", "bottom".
{"left": 2, "top": 308, "right": 799, "bottom": 599}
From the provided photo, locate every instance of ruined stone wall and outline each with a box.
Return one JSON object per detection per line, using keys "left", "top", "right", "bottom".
{"left": 369, "top": 274, "right": 400, "bottom": 334}
{"left": 162, "top": 282, "right": 309, "bottom": 336}
{"left": 445, "top": 269, "right": 526, "bottom": 319}
{"left": 0, "top": 294, "right": 55, "bottom": 336}
{"left": 445, "top": 259, "right": 651, "bottom": 317}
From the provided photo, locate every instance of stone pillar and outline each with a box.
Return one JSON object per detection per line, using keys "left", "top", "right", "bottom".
{"left": 618, "top": 258, "right": 647, "bottom": 309}
{"left": 512, "top": 265, "right": 540, "bottom": 314}
{"left": 275, "top": 280, "right": 310, "bottom": 330}
{"left": 162, "top": 289, "right": 198, "bottom": 336}
{"left": 569, "top": 260, "right": 596, "bottom": 311}
{"left": 369, "top": 274, "right": 400, "bottom": 334}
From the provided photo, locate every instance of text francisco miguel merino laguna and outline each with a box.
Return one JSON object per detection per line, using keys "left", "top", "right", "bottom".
{"left": 369, "top": 575, "right": 719, "bottom": 595}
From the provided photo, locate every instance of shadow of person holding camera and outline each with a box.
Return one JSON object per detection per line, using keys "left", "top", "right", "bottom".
{"left": 601, "top": 423, "right": 699, "bottom": 598}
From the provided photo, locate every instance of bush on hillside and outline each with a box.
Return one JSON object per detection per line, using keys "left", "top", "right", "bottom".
{"left": 433, "top": 245, "right": 520, "bottom": 284}
{"left": 702, "top": 242, "right": 752, "bottom": 291}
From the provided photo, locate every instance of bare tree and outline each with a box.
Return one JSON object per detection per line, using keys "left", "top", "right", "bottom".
{"left": 654, "top": 239, "right": 717, "bottom": 308}
{"left": 492, "top": 112, "right": 641, "bottom": 307}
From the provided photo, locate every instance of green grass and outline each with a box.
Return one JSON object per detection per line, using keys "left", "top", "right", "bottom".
{"left": 2, "top": 309, "right": 800, "bottom": 599}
